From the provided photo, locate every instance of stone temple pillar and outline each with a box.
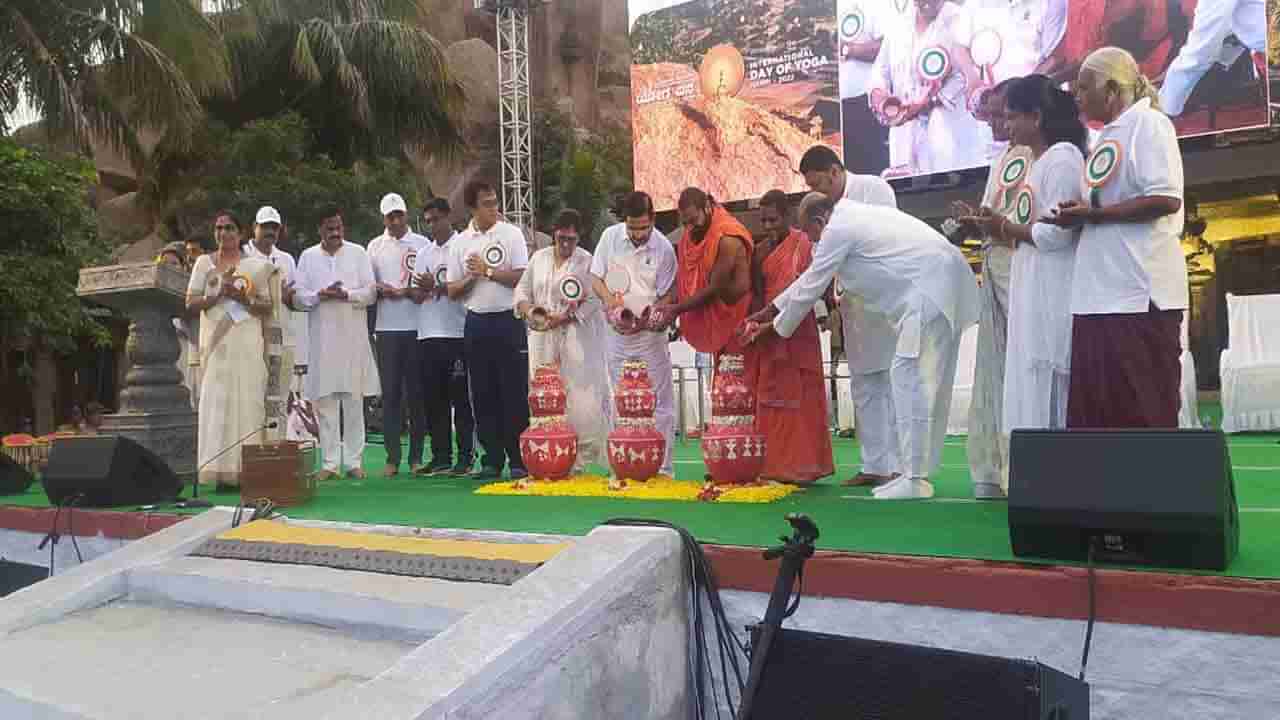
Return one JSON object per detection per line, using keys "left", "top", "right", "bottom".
{"left": 78, "top": 262, "right": 197, "bottom": 480}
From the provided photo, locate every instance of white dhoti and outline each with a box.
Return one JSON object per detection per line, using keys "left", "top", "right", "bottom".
{"left": 841, "top": 293, "right": 900, "bottom": 477}
{"left": 966, "top": 245, "right": 1013, "bottom": 490}
{"left": 889, "top": 301, "right": 962, "bottom": 483}
{"left": 314, "top": 392, "right": 366, "bottom": 474}
{"left": 1179, "top": 313, "right": 1200, "bottom": 428}
{"left": 1159, "top": 0, "right": 1266, "bottom": 116}
{"left": 606, "top": 334, "right": 675, "bottom": 477}
{"left": 850, "top": 370, "right": 898, "bottom": 476}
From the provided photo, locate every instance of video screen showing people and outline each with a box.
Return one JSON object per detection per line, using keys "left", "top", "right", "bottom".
{"left": 838, "top": 0, "right": 1270, "bottom": 180}
{"left": 629, "top": 0, "right": 842, "bottom": 211}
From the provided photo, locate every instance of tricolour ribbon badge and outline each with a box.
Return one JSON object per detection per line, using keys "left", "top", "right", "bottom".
{"left": 1086, "top": 139, "right": 1122, "bottom": 208}
{"left": 917, "top": 46, "right": 951, "bottom": 102}
{"left": 1012, "top": 186, "right": 1035, "bottom": 226}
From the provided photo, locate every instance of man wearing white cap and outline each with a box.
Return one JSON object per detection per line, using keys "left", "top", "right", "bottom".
{"left": 244, "top": 206, "right": 303, "bottom": 440}
{"left": 367, "top": 192, "right": 430, "bottom": 477}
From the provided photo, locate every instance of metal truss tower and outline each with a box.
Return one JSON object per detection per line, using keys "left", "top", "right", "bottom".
{"left": 479, "top": 0, "right": 537, "bottom": 229}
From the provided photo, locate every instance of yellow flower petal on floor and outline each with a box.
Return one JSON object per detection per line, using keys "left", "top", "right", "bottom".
{"left": 474, "top": 474, "right": 801, "bottom": 503}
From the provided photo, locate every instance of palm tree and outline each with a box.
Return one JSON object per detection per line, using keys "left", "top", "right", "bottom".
{"left": 0, "top": 0, "right": 230, "bottom": 170}
{"left": 205, "top": 0, "right": 466, "bottom": 167}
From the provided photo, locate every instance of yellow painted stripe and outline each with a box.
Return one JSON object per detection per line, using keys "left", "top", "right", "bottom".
{"left": 216, "top": 521, "right": 568, "bottom": 564}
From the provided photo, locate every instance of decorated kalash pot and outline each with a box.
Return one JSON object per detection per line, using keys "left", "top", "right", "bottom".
{"left": 518, "top": 365, "right": 578, "bottom": 484}
{"left": 606, "top": 359, "right": 665, "bottom": 487}
{"left": 702, "top": 354, "right": 765, "bottom": 488}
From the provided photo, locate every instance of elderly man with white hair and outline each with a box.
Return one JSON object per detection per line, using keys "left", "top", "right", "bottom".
{"left": 745, "top": 194, "right": 980, "bottom": 499}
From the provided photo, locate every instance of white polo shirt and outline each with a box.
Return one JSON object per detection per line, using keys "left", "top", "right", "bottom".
{"left": 1070, "top": 98, "right": 1188, "bottom": 315}
{"left": 242, "top": 242, "right": 303, "bottom": 351}
{"left": 242, "top": 242, "right": 296, "bottom": 282}
{"left": 590, "top": 223, "right": 677, "bottom": 357}
{"left": 445, "top": 220, "right": 530, "bottom": 314}
{"left": 412, "top": 234, "right": 467, "bottom": 339}
{"left": 368, "top": 229, "right": 429, "bottom": 332}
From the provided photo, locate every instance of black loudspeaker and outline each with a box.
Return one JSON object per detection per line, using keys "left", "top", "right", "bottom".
{"left": 0, "top": 453, "right": 35, "bottom": 495}
{"left": 1, "top": 559, "right": 47, "bottom": 597}
{"left": 43, "top": 435, "right": 183, "bottom": 507}
{"left": 747, "top": 626, "right": 1089, "bottom": 719}
{"left": 1009, "top": 429, "right": 1239, "bottom": 571}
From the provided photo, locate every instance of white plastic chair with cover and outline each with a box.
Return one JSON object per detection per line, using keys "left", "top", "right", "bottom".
{"left": 1220, "top": 293, "right": 1280, "bottom": 432}
{"left": 1178, "top": 312, "right": 1200, "bottom": 428}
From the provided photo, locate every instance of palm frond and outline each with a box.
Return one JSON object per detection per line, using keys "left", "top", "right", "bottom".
{"left": 131, "top": 0, "right": 234, "bottom": 99}
{"left": 339, "top": 19, "right": 466, "bottom": 156}
{"left": 297, "top": 19, "right": 371, "bottom": 127}
{"left": 290, "top": 26, "right": 323, "bottom": 85}
{"left": 77, "top": 74, "right": 149, "bottom": 175}
{"left": 96, "top": 28, "right": 205, "bottom": 144}
{"left": 4, "top": 4, "right": 90, "bottom": 146}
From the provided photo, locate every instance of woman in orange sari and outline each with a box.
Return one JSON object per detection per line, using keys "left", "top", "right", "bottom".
{"left": 749, "top": 191, "right": 835, "bottom": 485}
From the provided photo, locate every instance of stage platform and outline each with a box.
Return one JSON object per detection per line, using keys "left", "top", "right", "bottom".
{"left": 4, "top": 431, "right": 1279, "bottom": 637}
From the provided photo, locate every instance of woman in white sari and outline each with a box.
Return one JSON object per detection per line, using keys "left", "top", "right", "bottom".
{"left": 185, "top": 210, "right": 277, "bottom": 488}
{"left": 514, "top": 210, "right": 610, "bottom": 472}
{"left": 968, "top": 74, "right": 1086, "bottom": 433}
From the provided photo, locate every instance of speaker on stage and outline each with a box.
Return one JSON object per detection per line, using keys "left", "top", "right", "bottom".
{"left": 747, "top": 626, "right": 1088, "bottom": 719}
{"left": 0, "top": 453, "right": 36, "bottom": 495}
{"left": 1008, "top": 429, "right": 1239, "bottom": 571}
{"left": 0, "top": 450, "right": 35, "bottom": 497}
{"left": 43, "top": 435, "right": 183, "bottom": 507}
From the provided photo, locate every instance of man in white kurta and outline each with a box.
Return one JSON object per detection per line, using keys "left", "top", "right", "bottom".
{"left": 799, "top": 146, "right": 900, "bottom": 486}
{"left": 1158, "top": 0, "right": 1266, "bottom": 117}
{"left": 949, "top": 85, "right": 1030, "bottom": 499}
{"left": 752, "top": 200, "right": 980, "bottom": 499}
{"left": 514, "top": 213, "right": 610, "bottom": 472}
{"left": 291, "top": 210, "right": 380, "bottom": 479}
{"left": 243, "top": 206, "right": 301, "bottom": 443}
{"left": 869, "top": 0, "right": 988, "bottom": 176}
{"left": 590, "top": 192, "right": 678, "bottom": 478}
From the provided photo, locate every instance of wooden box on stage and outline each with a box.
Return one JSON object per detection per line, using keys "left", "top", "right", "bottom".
{"left": 240, "top": 441, "right": 318, "bottom": 507}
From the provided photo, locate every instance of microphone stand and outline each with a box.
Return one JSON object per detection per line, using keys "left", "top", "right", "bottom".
{"left": 183, "top": 421, "right": 278, "bottom": 508}
{"left": 738, "top": 513, "right": 819, "bottom": 720}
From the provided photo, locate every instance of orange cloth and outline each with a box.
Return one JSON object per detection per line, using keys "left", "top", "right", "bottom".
{"left": 677, "top": 205, "right": 754, "bottom": 356}
{"left": 753, "top": 231, "right": 834, "bottom": 484}
{"left": 1058, "top": 0, "right": 1180, "bottom": 79}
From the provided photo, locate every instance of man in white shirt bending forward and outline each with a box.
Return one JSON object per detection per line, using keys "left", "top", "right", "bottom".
{"left": 744, "top": 197, "right": 979, "bottom": 499}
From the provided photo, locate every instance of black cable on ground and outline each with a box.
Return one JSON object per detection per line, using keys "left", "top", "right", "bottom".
{"left": 603, "top": 518, "right": 747, "bottom": 720}
{"left": 1080, "top": 538, "right": 1099, "bottom": 682}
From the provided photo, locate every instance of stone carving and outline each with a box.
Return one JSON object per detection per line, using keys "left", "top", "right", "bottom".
{"left": 79, "top": 262, "right": 197, "bottom": 480}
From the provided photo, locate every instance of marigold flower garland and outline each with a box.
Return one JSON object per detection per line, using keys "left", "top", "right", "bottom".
{"left": 474, "top": 474, "right": 801, "bottom": 504}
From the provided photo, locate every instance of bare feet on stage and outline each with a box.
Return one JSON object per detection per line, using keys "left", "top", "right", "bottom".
{"left": 316, "top": 470, "right": 337, "bottom": 482}
{"left": 382, "top": 464, "right": 397, "bottom": 478}
{"left": 872, "top": 476, "right": 934, "bottom": 500}
{"left": 841, "top": 472, "right": 898, "bottom": 488}
{"left": 348, "top": 468, "right": 366, "bottom": 480}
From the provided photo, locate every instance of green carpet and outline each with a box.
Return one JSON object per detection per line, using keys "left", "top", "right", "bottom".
{"left": 6, "top": 427, "right": 1279, "bottom": 580}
